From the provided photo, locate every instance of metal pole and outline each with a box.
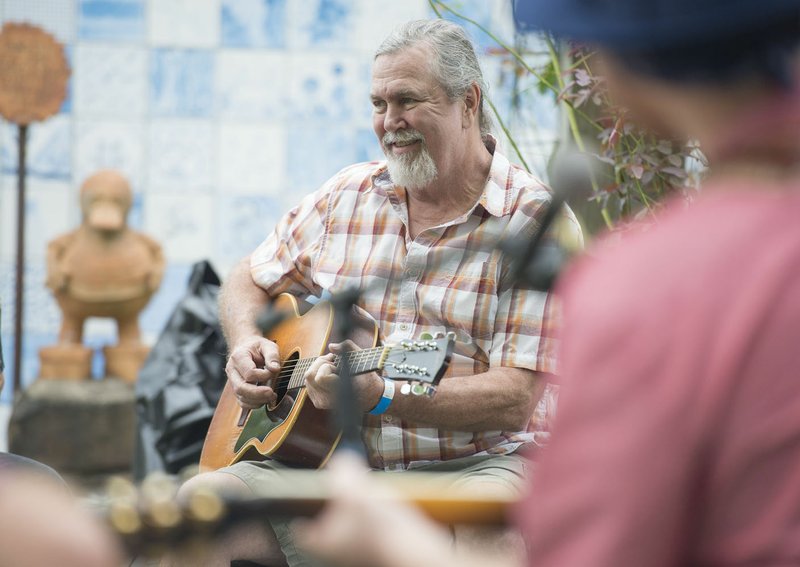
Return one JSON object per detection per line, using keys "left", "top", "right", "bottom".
{"left": 13, "top": 123, "right": 28, "bottom": 396}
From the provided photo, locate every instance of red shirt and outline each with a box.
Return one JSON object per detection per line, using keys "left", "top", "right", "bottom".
{"left": 519, "top": 184, "right": 800, "bottom": 566}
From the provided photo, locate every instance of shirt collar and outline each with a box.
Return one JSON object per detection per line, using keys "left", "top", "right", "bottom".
{"left": 477, "top": 135, "right": 519, "bottom": 218}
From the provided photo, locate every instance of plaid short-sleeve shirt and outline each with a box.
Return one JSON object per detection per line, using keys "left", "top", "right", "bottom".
{"left": 251, "top": 140, "right": 581, "bottom": 470}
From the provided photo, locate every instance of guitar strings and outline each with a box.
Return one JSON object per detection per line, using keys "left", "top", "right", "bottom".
{"left": 270, "top": 348, "right": 387, "bottom": 389}
{"left": 273, "top": 350, "right": 379, "bottom": 378}
{"left": 274, "top": 349, "right": 380, "bottom": 377}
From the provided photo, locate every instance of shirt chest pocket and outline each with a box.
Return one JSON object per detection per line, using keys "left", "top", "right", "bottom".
{"left": 420, "top": 261, "right": 499, "bottom": 342}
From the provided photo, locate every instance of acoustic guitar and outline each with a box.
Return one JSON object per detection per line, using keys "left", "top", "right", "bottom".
{"left": 200, "top": 293, "right": 455, "bottom": 471}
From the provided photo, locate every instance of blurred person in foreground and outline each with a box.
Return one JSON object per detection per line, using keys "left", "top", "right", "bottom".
{"left": 296, "top": 1, "right": 800, "bottom": 566}
{"left": 0, "top": 309, "right": 122, "bottom": 567}
{"left": 0, "top": 472, "right": 122, "bottom": 567}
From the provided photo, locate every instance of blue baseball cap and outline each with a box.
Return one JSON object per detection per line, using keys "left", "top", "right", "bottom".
{"left": 512, "top": 0, "right": 800, "bottom": 49}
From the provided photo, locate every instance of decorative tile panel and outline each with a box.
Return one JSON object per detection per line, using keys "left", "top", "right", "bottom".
{"left": 215, "top": 194, "right": 287, "bottom": 274}
{"left": 73, "top": 44, "right": 148, "bottom": 119}
{"left": 143, "top": 192, "right": 215, "bottom": 264}
{"left": 1, "top": 115, "right": 72, "bottom": 181}
{"left": 218, "top": 122, "right": 285, "bottom": 195}
{"left": 221, "top": 0, "right": 286, "bottom": 48}
{"left": 215, "top": 49, "right": 289, "bottom": 120}
{"left": 78, "top": 0, "right": 145, "bottom": 43}
{"left": 147, "top": 0, "right": 221, "bottom": 48}
{"left": 150, "top": 49, "right": 216, "bottom": 118}
{"left": 287, "top": 126, "right": 358, "bottom": 193}
{"left": 74, "top": 119, "right": 145, "bottom": 192}
{"left": 147, "top": 119, "right": 215, "bottom": 192}
{"left": 285, "top": 0, "right": 355, "bottom": 51}
{"left": 2, "top": 0, "right": 77, "bottom": 44}
{"left": 0, "top": 177, "right": 75, "bottom": 262}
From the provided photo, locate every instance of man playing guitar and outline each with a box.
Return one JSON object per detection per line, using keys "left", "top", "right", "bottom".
{"left": 163, "top": 18, "right": 580, "bottom": 567}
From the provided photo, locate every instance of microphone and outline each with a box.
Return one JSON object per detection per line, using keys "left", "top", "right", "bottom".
{"left": 500, "top": 148, "right": 593, "bottom": 291}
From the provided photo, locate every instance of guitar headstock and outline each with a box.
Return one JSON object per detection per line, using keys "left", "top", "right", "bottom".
{"left": 100, "top": 471, "right": 256, "bottom": 558}
{"left": 381, "top": 331, "right": 455, "bottom": 396}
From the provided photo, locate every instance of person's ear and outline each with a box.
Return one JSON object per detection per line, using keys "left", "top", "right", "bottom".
{"left": 462, "top": 83, "right": 481, "bottom": 129}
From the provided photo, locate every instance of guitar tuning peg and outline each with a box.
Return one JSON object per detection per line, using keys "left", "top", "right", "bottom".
{"left": 434, "top": 331, "right": 445, "bottom": 339}
{"left": 187, "top": 487, "right": 226, "bottom": 523}
{"left": 400, "top": 383, "right": 412, "bottom": 395}
{"left": 141, "top": 471, "right": 179, "bottom": 503}
{"left": 418, "top": 332, "right": 434, "bottom": 340}
{"left": 103, "top": 475, "right": 144, "bottom": 543}
{"left": 108, "top": 500, "right": 143, "bottom": 536}
{"left": 149, "top": 503, "right": 182, "bottom": 530}
{"left": 446, "top": 331, "right": 456, "bottom": 340}
{"left": 140, "top": 472, "right": 182, "bottom": 529}
{"left": 105, "top": 475, "right": 138, "bottom": 502}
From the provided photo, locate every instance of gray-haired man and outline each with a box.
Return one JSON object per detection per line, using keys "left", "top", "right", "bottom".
{"left": 163, "top": 18, "right": 579, "bottom": 567}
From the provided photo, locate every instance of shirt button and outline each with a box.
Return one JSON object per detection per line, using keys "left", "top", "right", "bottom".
{"left": 383, "top": 415, "right": 393, "bottom": 423}
{"left": 399, "top": 323, "right": 409, "bottom": 331}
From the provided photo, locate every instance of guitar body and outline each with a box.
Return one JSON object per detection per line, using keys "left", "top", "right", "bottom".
{"left": 199, "top": 294, "right": 379, "bottom": 471}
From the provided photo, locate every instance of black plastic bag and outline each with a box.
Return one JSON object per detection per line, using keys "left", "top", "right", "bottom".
{"left": 133, "top": 260, "right": 227, "bottom": 480}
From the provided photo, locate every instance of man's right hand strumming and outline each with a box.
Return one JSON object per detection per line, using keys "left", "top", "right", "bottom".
{"left": 226, "top": 335, "right": 281, "bottom": 410}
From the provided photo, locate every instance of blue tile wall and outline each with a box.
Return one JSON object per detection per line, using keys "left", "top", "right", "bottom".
{"left": 222, "top": 0, "right": 287, "bottom": 48}
{"left": 150, "top": 49, "right": 216, "bottom": 118}
{"left": 287, "top": 126, "right": 359, "bottom": 192}
{"left": 78, "top": 0, "right": 145, "bottom": 42}
{"left": 286, "top": 0, "right": 355, "bottom": 50}
{"left": 216, "top": 194, "right": 287, "bottom": 270}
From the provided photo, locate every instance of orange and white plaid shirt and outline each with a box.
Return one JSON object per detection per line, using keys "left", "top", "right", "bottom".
{"left": 251, "top": 139, "right": 581, "bottom": 470}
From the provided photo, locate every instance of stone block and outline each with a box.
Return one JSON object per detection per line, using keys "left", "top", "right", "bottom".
{"left": 8, "top": 378, "right": 136, "bottom": 475}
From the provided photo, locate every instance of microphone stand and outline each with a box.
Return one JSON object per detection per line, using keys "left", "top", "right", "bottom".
{"left": 327, "top": 287, "right": 366, "bottom": 459}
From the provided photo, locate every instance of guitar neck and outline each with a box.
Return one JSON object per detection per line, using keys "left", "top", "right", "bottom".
{"left": 104, "top": 469, "right": 515, "bottom": 556}
{"left": 208, "top": 472, "right": 514, "bottom": 525}
{"left": 285, "top": 347, "right": 387, "bottom": 389}
{"left": 335, "top": 347, "right": 388, "bottom": 375}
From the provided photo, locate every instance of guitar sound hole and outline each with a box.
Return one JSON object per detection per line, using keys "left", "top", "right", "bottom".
{"left": 271, "top": 351, "right": 298, "bottom": 405}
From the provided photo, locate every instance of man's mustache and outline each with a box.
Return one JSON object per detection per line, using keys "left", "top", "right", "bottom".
{"left": 382, "top": 130, "right": 425, "bottom": 146}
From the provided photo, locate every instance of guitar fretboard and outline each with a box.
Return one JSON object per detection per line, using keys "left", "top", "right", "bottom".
{"left": 285, "top": 346, "right": 389, "bottom": 389}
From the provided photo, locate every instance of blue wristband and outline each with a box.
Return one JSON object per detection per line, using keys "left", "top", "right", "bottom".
{"left": 368, "top": 378, "right": 395, "bottom": 415}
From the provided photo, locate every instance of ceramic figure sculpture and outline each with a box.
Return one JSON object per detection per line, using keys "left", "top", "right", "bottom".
{"left": 39, "top": 170, "right": 165, "bottom": 382}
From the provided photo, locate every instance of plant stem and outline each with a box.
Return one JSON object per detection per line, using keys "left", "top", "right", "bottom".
{"left": 545, "top": 38, "right": 584, "bottom": 155}
{"left": 486, "top": 96, "right": 531, "bottom": 172}
{"left": 429, "top": 0, "right": 560, "bottom": 95}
